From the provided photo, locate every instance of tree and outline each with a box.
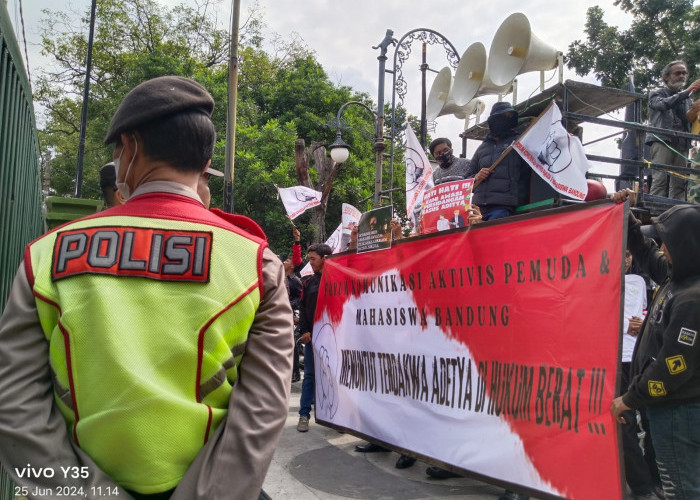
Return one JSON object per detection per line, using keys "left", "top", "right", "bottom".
{"left": 35, "top": 0, "right": 233, "bottom": 199}
{"left": 34, "top": 0, "right": 383, "bottom": 254}
{"left": 293, "top": 139, "right": 338, "bottom": 243}
{"left": 228, "top": 49, "right": 380, "bottom": 248}
{"left": 567, "top": 0, "right": 700, "bottom": 94}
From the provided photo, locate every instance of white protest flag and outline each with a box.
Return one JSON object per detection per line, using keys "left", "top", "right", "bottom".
{"left": 405, "top": 124, "right": 434, "bottom": 231}
{"left": 275, "top": 185, "right": 323, "bottom": 219}
{"left": 341, "top": 203, "right": 362, "bottom": 235}
{"left": 300, "top": 203, "right": 361, "bottom": 277}
{"left": 513, "top": 102, "right": 591, "bottom": 201}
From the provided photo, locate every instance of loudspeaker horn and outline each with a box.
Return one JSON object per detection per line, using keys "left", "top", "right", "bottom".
{"left": 426, "top": 67, "right": 483, "bottom": 121}
{"left": 487, "top": 12, "right": 561, "bottom": 87}
{"left": 465, "top": 98, "right": 486, "bottom": 130}
{"left": 452, "top": 42, "right": 513, "bottom": 106}
{"left": 426, "top": 67, "right": 454, "bottom": 121}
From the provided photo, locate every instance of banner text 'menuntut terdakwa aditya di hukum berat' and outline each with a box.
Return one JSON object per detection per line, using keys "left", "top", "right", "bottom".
{"left": 311, "top": 201, "right": 626, "bottom": 500}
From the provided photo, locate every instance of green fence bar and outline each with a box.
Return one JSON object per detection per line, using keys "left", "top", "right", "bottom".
{"left": 0, "top": 3, "right": 44, "bottom": 499}
{"left": 0, "top": 4, "right": 43, "bottom": 314}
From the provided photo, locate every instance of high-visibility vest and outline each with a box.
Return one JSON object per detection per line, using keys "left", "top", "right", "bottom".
{"left": 25, "top": 193, "right": 265, "bottom": 494}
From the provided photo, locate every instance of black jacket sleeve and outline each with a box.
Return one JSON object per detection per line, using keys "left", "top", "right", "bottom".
{"left": 627, "top": 213, "right": 669, "bottom": 286}
{"left": 623, "top": 290, "right": 700, "bottom": 408}
{"left": 648, "top": 88, "right": 690, "bottom": 112}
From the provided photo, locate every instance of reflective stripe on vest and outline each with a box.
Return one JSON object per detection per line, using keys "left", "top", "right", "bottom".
{"left": 199, "top": 340, "right": 246, "bottom": 400}
{"left": 28, "top": 212, "right": 263, "bottom": 494}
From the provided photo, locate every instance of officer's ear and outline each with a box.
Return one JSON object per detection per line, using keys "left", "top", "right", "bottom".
{"left": 117, "top": 132, "right": 140, "bottom": 165}
{"left": 114, "top": 189, "right": 126, "bottom": 205}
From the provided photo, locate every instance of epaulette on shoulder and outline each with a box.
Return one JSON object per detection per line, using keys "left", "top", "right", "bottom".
{"left": 210, "top": 208, "right": 267, "bottom": 242}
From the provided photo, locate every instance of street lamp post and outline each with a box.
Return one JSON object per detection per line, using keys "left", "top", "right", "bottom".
{"left": 223, "top": 0, "right": 241, "bottom": 214}
{"left": 73, "top": 0, "right": 98, "bottom": 198}
{"left": 385, "top": 29, "right": 459, "bottom": 205}
{"left": 331, "top": 29, "right": 458, "bottom": 209}
{"left": 328, "top": 101, "right": 385, "bottom": 208}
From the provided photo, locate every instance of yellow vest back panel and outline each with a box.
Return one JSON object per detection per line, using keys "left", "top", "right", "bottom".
{"left": 27, "top": 199, "right": 264, "bottom": 493}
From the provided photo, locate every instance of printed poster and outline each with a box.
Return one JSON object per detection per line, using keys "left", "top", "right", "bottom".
{"left": 357, "top": 206, "right": 393, "bottom": 253}
{"left": 420, "top": 179, "right": 474, "bottom": 234}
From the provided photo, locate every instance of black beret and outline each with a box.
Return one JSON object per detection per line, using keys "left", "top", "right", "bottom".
{"left": 104, "top": 76, "right": 215, "bottom": 145}
{"left": 99, "top": 162, "right": 116, "bottom": 189}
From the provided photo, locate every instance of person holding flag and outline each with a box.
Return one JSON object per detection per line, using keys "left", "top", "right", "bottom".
{"left": 465, "top": 103, "right": 532, "bottom": 500}
{"left": 464, "top": 102, "right": 531, "bottom": 222}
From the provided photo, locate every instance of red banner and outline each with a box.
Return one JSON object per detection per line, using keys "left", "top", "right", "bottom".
{"left": 312, "top": 201, "right": 626, "bottom": 500}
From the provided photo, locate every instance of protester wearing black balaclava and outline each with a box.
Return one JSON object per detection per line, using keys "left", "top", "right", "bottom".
{"left": 487, "top": 105, "right": 519, "bottom": 138}
{"left": 433, "top": 141, "right": 455, "bottom": 167}
{"left": 464, "top": 102, "right": 532, "bottom": 223}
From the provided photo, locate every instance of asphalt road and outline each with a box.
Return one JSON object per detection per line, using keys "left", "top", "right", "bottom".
{"left": 262, "top": 382, "right": 525, "bottom": 500}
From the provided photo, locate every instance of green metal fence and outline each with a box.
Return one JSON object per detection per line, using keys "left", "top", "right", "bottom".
{"left": 0, "top": 4, "right": 43, "bottom": 313}
{"left": 0, "top": 3, "right": 44, "bottom": 499}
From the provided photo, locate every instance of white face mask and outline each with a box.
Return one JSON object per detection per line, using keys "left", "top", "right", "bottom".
{"left": 114, "top": 136, "right": 138, "bottom": 199}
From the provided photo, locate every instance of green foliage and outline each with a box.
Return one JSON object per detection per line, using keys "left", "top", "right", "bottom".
{"left": 34, "top": 0, "right": 386, "bottom": 255}
{"left": 567, "top": 0, "right": 700, "bottom": 94}
{"left": 36, "top": 0, "right": 232, "bottom": 199}
{"left": 267, "top": 56, "right": 358, "bottom": 141}
{"left": 226, "top": 119, "right": 298, "bottom": 219}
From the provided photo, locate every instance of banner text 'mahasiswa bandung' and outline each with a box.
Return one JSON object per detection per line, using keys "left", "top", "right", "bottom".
{"left": 311, "top": 201, "right": 626, "bottom": 500}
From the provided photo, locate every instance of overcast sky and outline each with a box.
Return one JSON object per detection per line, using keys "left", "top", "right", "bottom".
{"left": 7, "top": 0, "right": 633, "bottom": 182}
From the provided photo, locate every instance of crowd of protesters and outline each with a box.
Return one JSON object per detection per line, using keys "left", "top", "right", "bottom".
{"left": 287, "top": 60, "right": 700, "bottom": 500}
{"left": 1, "top": 59, "right": 699, "bottom": 500}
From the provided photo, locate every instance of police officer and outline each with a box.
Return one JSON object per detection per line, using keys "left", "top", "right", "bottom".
{"left": 0, "top": 76, "right": 293, "bottom": 500}
{"left": 99, "top": 161, "right": 125, "bottom": 208}
{"left": 611, "top": 189, "right": 700, "bottom": 499}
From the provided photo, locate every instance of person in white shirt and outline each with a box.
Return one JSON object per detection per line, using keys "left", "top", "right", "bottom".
{"left": 619, "top": 250, "right": 662, "bottom": 500}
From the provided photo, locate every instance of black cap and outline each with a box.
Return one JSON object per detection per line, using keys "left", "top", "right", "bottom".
{"left": 99, "top": 162, "right": 117, "bottom": 189}
{"left": 104, "top": 76, "right": 214, "bottom": 145}
{"left": 489, "top": 101, "right": 518, "bottom": 118}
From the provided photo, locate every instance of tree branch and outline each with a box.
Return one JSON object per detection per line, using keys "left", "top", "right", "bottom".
{"left": 295, "top": 138, "right": 312, "bottom": 188}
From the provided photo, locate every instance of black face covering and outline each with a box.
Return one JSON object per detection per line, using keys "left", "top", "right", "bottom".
{"left": 436, "top": 150, "right": 454, "bottom": 167}
{"left": 488, "top": 113, "right": 517, "bottom": 137}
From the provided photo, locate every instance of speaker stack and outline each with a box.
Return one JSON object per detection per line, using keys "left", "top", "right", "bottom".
{"left": 427, "top": 13, "right": 562, "bottom": 126}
